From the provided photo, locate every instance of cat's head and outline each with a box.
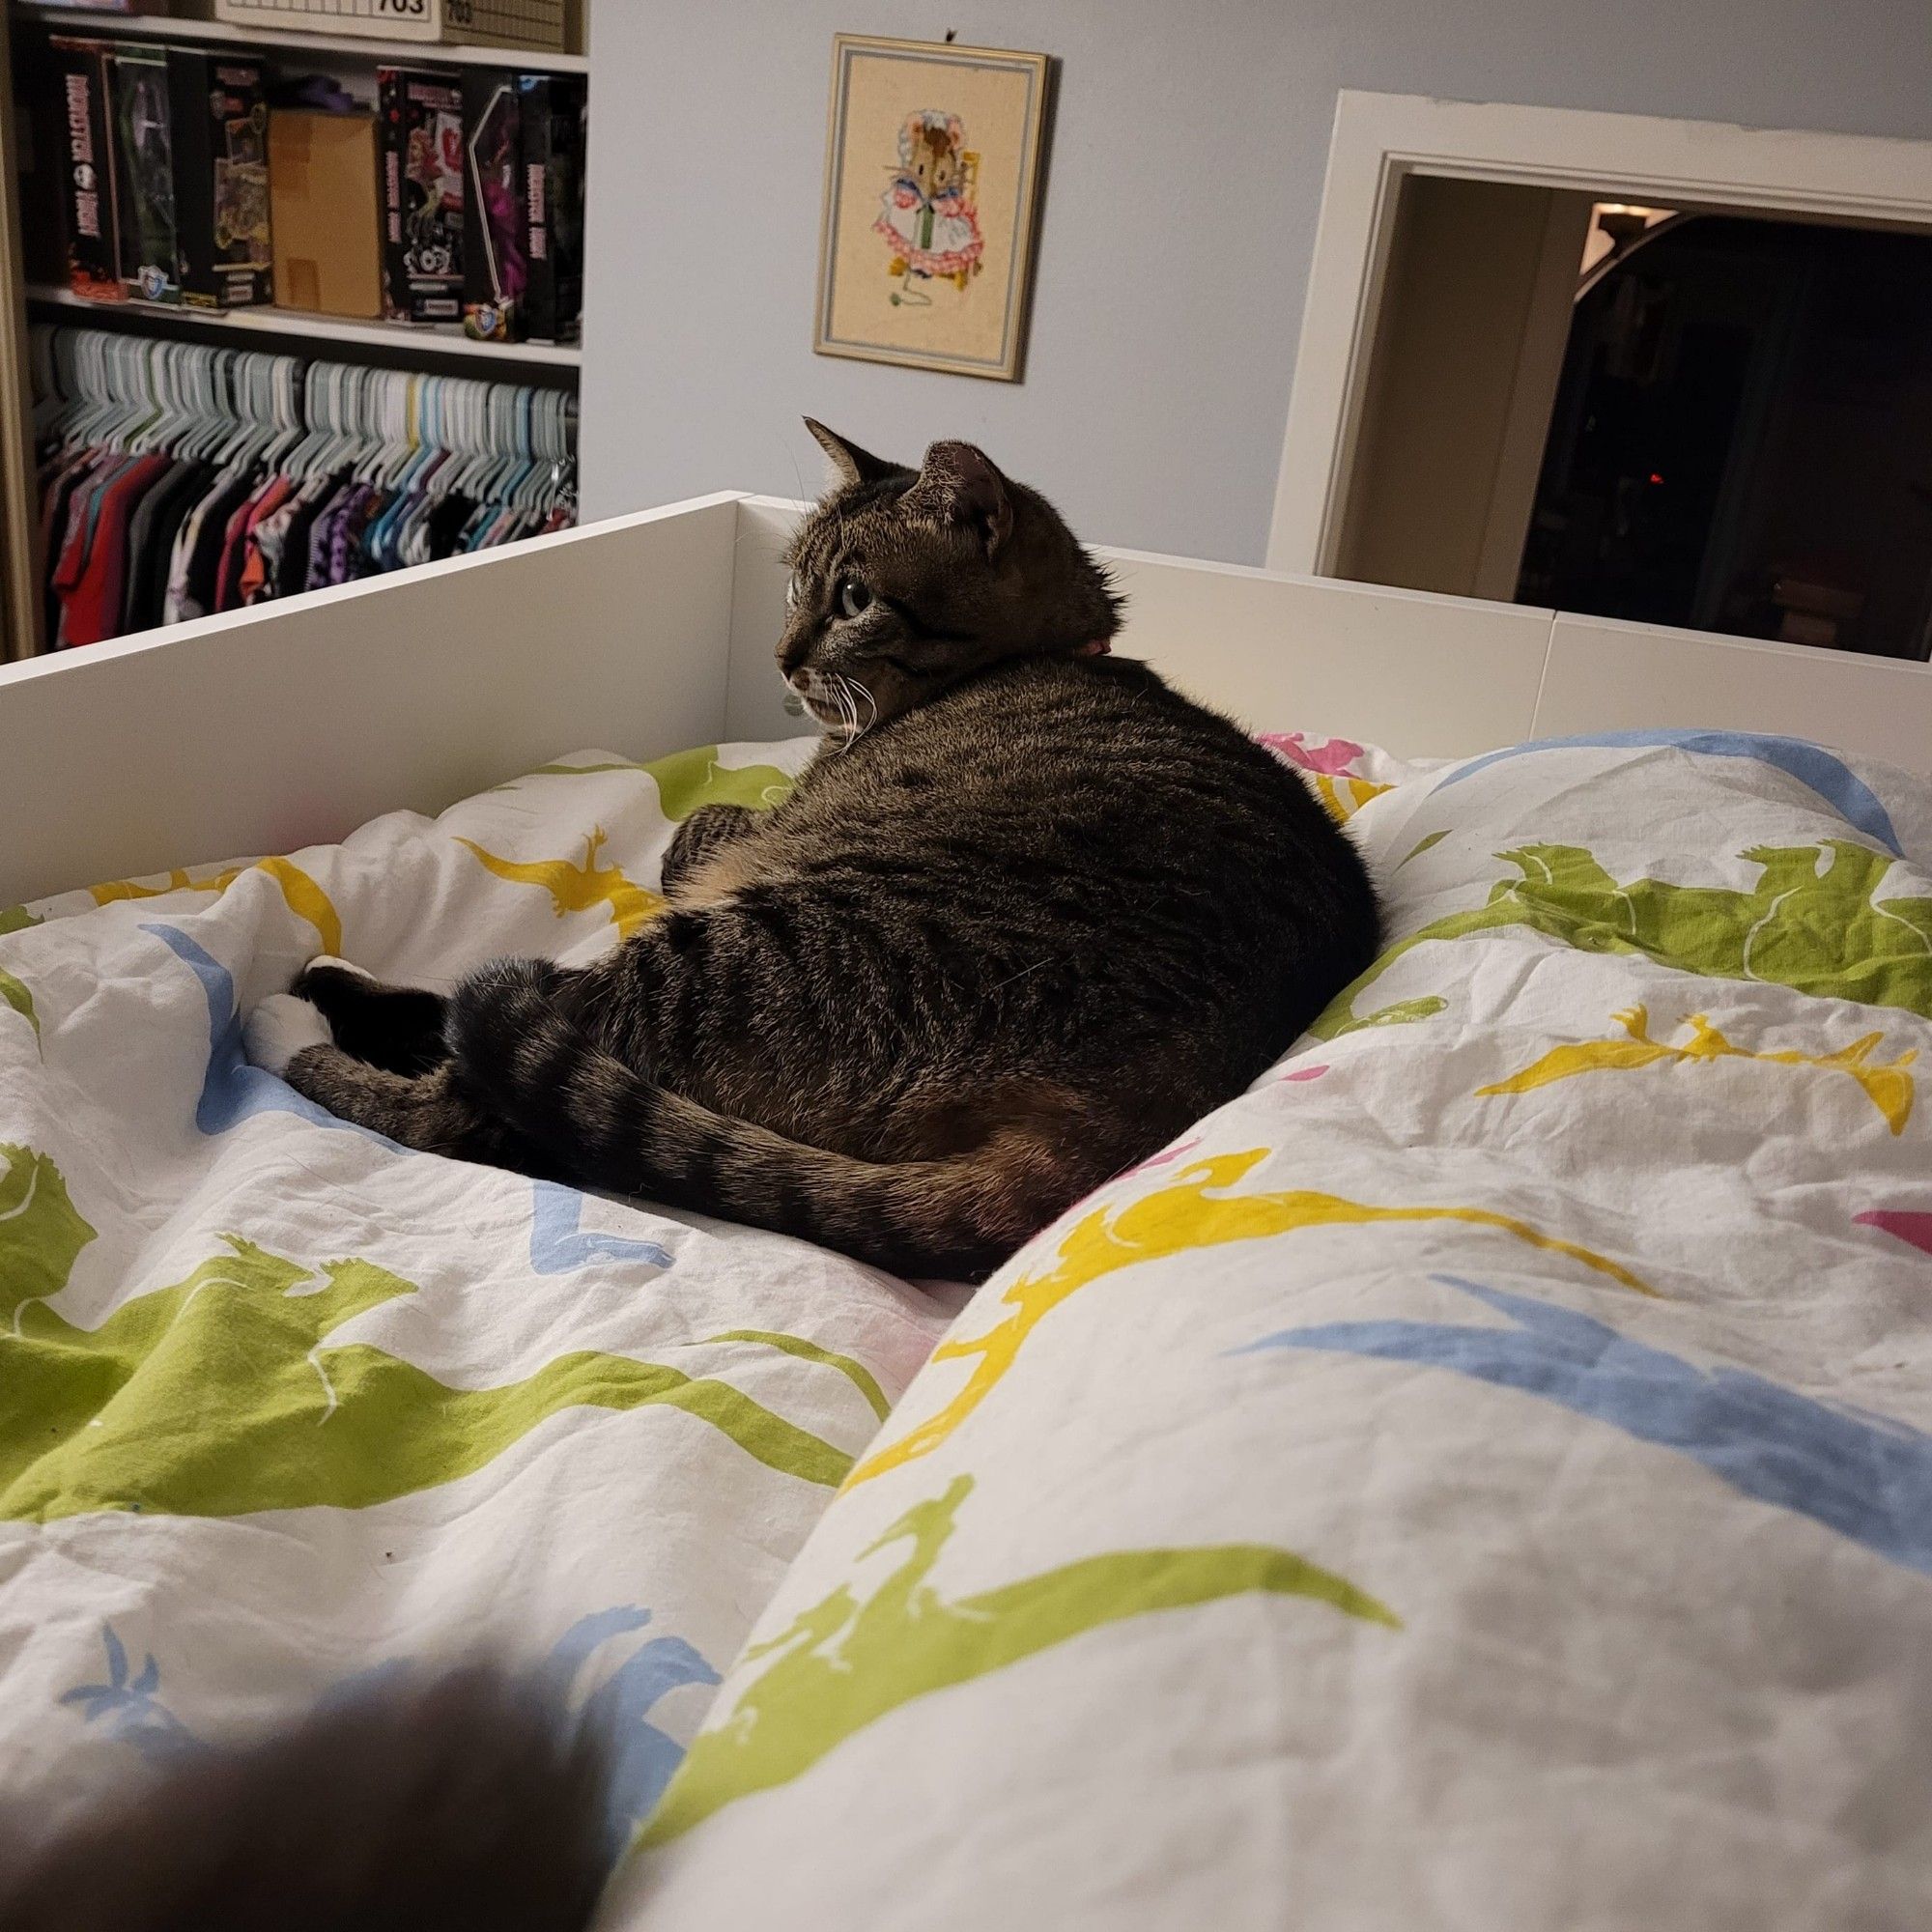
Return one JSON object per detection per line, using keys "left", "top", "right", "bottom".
{"left": 778, "top": 421, "right": 1122, "bottom": 735}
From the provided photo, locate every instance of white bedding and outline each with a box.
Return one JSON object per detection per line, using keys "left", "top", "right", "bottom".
{"left": 5, "top": 726, "right": 1932, "bottom": 1928}
{"left": 0, "top": 740, "right": 959, "bottom": 1863}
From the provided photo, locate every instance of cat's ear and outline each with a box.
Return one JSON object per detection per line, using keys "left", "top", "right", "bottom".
{"left": 904, "top": 440, "right": 1013, "bottom": 556}
{"left": 803, "top": 418, "right": 897, "bottom": 489}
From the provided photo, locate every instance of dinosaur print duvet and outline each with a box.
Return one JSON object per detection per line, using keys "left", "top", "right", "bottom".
{"left": 5, "top": 727, "right": 1932, "bottom": 1929}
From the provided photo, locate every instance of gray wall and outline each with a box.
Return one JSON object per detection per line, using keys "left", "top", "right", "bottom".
{"left": 580, "top": 0, "right": 1932, "bottom": 565}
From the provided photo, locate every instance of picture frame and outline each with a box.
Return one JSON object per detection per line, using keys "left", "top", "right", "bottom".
{"left": 813, "top": 34, "right": 1052, "bottom": 383}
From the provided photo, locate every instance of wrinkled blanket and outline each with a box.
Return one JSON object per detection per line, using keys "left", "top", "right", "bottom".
{"left": 6, "top": 726, "right": 1931, "bottom": 1929}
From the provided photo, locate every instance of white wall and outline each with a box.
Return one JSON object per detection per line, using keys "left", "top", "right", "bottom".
{"left": 580, "top": 0, "right": 1932, "bottom": 565}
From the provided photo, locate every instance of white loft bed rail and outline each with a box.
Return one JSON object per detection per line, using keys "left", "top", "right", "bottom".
{"left": 5, "top": 490, "right": 1931, "bottom": 903}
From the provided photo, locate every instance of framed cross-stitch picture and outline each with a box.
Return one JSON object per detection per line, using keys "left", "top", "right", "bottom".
{"left": 814, "top": 35, "right": 1052, "bottom": 383}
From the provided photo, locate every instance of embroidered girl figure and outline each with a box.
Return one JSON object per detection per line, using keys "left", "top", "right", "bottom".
{"left": 875, "top": 110, "right": 983, "bottom": 306}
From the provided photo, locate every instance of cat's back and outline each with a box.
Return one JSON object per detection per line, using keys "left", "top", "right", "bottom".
{"left": 786, "top": 655, "right": 1356, "bottom": 892}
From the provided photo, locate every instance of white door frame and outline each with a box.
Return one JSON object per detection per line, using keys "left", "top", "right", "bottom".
{"left": 1266, "top": 89, "right": 1932, "bottom": 576}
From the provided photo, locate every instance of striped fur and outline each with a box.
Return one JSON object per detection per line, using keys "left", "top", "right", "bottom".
{"left": 274, "top": 430, "right": 1380, "bottom": 1281}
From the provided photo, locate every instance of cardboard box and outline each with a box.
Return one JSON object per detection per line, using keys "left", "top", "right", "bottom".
{"left": 462, "top": 69, "right": 524, "bottom": 341}
{"left": 269, "top": 111, "right": 383, "bottom": 319}
{"left": 166, "top": 49, "right": 271, "bottom": 309}
{"left": 213, "top": 0, "right": 566, "bottom": 53}
{"left": 517, "top": 71, "right": 585, "bottom": 344}
{"left": 379, "top": 66, "right": 464, "bottom": 323}
{"left": 49, "top": 37, "right": 122, "bottom": 300}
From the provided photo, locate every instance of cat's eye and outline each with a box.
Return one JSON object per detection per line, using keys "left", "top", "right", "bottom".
{"left": 837, "top": 578, "right": 873, "bottom": 620}
{"left": 784, "top": 578, "right": 798, "bottom": 610}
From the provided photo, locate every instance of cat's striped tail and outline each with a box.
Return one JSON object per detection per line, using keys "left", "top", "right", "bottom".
{"left": 450, "top": 964, "right": 1087, "bottom": 1281}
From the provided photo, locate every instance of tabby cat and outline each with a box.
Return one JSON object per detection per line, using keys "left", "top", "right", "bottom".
{"left": 246, "top": 423, "right": 1380, "bottom": 1280}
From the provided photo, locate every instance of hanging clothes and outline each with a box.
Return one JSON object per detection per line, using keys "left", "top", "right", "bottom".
{"left": 29, "top": 325, "right": 579, "bottom": 651}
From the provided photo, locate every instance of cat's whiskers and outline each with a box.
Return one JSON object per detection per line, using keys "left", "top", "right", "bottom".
{"left": 825, "top": 672, "right": 867, "bottom": 753}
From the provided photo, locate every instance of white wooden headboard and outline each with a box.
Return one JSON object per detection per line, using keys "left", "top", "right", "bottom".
{"left": 4, "top": 490, "right": 1928, "bottom": 902}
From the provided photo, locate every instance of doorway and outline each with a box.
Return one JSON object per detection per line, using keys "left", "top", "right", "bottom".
{"left": 1274, "top": 92, "right": 1932, "bottom": 666}
{"left": 1519, "top": 214, "right": 1932, "bottom": 660}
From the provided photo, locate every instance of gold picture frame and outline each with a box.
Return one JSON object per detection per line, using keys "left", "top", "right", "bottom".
{"left": 814, "top": 35, "right": 1052, "bottom": 383}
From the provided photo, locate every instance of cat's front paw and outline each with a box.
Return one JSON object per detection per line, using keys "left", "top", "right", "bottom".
{"left": 243, "top": 992, "right": 332, "bottom": 1076}
{"left": 293, "top": 954, "right": 375, "bottom": 1000}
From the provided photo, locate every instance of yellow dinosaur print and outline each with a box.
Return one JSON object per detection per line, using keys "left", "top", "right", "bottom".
{"left": 456, "top": 829, "right": 668, "bottom": 937}
{"left": 92, "top": 864, "right": 246, "bottom": 905}
{"left": 1312, "top": 774, "right": 1394, "bottom": 824}
{"left": 843, "top": 1148, "right": 1655, "bottom": 1489}
{"left": 1478, "top": 1005, "right": 1917, "bottom": 1135}
{"left": 254, "top": 859, "right": 343, "bottom": 956}
{"left": 89, "top": 859, "right": 342, "bottom": 954}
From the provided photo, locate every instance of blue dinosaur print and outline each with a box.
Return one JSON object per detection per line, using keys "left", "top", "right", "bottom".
{"left": 142, "top": 923, "right": 395, "bottom": 1143}
{"left": 1430, "top": 729, "right": 1904, "bottom": 857}
{"left": 58, "top": 1606, "right": 721, "bottom": 1864}
{"left": 533, "top": 1606, "right": 721, "bottom": 1859}
{"left": 145, "top": 926, "right": 673, "bottom": 1287}
{"left": 529, "top": 1181, "right": 673, "bottom": 1277}
{"left": 58, "top": 1625, "right": 207, "bottom": 1762}
{"left": 1236, "top": 1274, "right": 1932, "bottom": 1577}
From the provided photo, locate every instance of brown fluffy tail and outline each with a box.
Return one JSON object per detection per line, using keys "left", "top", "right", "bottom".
{"left": 0, "top": 1670, "right": 611, "bottom": 1932}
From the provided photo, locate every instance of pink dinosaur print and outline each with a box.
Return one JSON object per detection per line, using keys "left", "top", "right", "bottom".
{"left": 1856, "top": 1210, "right": 1932, "bottom": 1257}
{"left": 1257, "top": 732, "right": 1366, "bottom": 777}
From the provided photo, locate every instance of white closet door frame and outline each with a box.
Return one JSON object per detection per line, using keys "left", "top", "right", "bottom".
{"left": 1267, "top": 89, "right": 1932, "bottom": 578}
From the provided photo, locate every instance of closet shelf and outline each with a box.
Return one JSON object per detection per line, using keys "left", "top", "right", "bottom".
{"left": 25, "top": 286, "right": 582, "bottom": 372}
{"left": 11, "top": 3, "right": 587, "bottom": 71}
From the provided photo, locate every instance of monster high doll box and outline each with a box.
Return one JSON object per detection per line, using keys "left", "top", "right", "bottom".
{"left": 14, "top": 30, "right": 70, "bottom": 288}
{"left": 516, "top": 71, "right": 586, "bottom": 344}
{"left": 165, "top": 50, "right": 272, "bottom": 309}
{"left": 379, "top": 66, "right": 465, "bottom": 325}
{"left": 48, "top": 37, "right": 123, "bottom": 301}
{"left": 461, "top": 69, "right": 525, "bottom": 341}
{"left": 110, "top": 43, "right": 179, "bottom": 304}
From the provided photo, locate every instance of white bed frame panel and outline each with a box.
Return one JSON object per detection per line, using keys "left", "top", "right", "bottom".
{"left": 1536, "top": 613, "right": 1932, "bottom": 773}
{"left": 4, "top": 491, "right": 1928, "bottom": 902}
{"left": 0, "top": 496, "right": 740, "bottom": 904}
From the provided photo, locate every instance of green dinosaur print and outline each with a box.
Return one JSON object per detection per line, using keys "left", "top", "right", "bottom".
{"left": 490, "top": 747, "right": 795, "bottom": 822}
{"left": 1312, "top": 839, "right": 1932, "bottom": 1040}
{"left": 643, "top": 745, "right": 796, "bottom": 822}
{"left": 702, "top": 1329, "right": 893, "bottom": 1423}
{"left": 642, "top": 1473, "right": 1397, "bottom": 1845}
{"left": 0, "top": 1145, "right": 853, "bottom": 1524}
{"left": 0, "top": 968, "right": 36, "bottom": 1041}
{"left": 0, "top": 909, "right": 39, "bottom": 1039}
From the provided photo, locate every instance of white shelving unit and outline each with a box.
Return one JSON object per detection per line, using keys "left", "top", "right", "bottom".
{"left": 2, "top": 0, "right": 592, "bottom": 656}
{"left": 14, "top": 2, "right": 585, "bottom": 71}
{"left": 25, "top": 283, "right": 582, "bottom": 370}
